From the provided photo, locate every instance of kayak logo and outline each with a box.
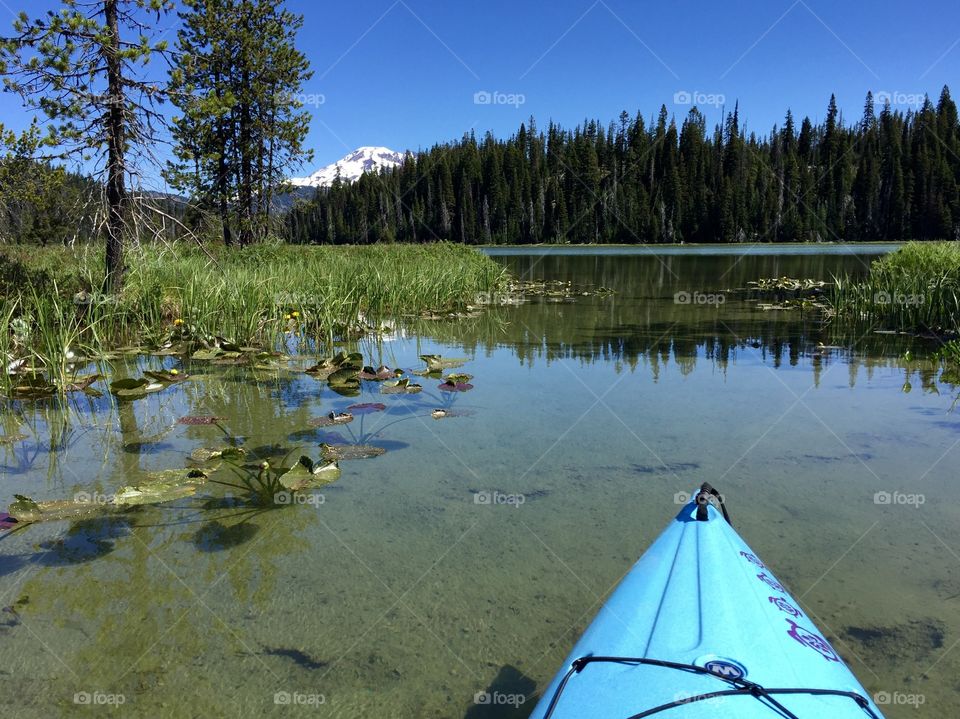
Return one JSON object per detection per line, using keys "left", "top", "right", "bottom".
{"left": 694, "top": 655, "right": 748, "bottom": 685}
{"left": 785, "top": 619, "right": 841, "bottom": 662}
{"left": 697, "top": 655, "right": 747, "bottom": 679}
{"left": 756, "top": 572, "right": 785, "bottom": 592}
{"left": 768, "top": 596, "right": 801, "bottom": 618}
{"left": 473, "top": 691, "right": 526, "bottom": 707}
{"left": 704, "top": 659, "right": 746, "bottom": 679}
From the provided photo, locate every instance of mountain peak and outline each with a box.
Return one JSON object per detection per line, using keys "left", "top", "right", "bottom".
{"left": 290, "top": 146, "right": 405, "bottom": 188}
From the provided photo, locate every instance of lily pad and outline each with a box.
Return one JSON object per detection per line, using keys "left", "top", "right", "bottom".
{"left": 144, "top": 370, "right": 187, "bottom": 383}
{"left": 431, "top": 408, "right": 471, "bottom": 419}
{"left": 113, "top": 468, "right": 208, "bottom": 505}
{"left": 8, "top": 496, "right": 110, "bottom": 523}
{"left": 151, "top": 344, "right": 185, "bottom": 357}
{"left": 191, "top": 348, "right": 223, "bottom": 361}
{"left": 10, "top": 373, "right": 57, "bottom": 398}
{"left": 113, "top": 483, "right": 196, "bottom": 505}
{"left": 210, "top": 352, "right": 245, "bottom": 364}
{"left": 381, "top": 378, "right": 423, "bottom": 395}
{"left": 346, "top": 402, "right": 386, "bottom": 414}
{"left": 443, "top": 373, "right": 473, "bottom": 384}
{"left": 335, "top": 351, "right": 364, "bottom": 369}
{"left": 320, "top": 443, "right": 386, "bottom": 461}
{"left": 216, "top": 337, "right": 243, "bottom": 353}
{"left": 411, "top": 367, "right": 444, "bottom": 377}
{"left": 64, "top": 374, "right": 103, "bottom": 392}
{"left": 439, "top": 380, "right": 474, "bottom": 392}
{"left": 109, "top": 377, "right": 167, "bottom": 400}
{"left": 10, "top": 494, "right": 39, "bottom": 515}
{"left": 278, "top": 455, "right": 341, "bottom": 491}
{"left": 358, "top": 365, "right": 402, "bottom": 381}
{"left": 309, "top": 411, "right": 354, "bottom": 427}
{"left": 306, "top": 351, "right": 364, "bottom": 379}
{"left": 420, "top": 354, "right": 468, "bottom": 371}
{"left": 177, "top": 415, "right": 227, "bottom": 425}
{"left": 327, "top": 367, "right": 360, "bottom": 397}
{"left": 304, "top": 363, "right": 337, "bottom": 379}
{"left": 189, "top": 446, "right": 246, "bottom": 463}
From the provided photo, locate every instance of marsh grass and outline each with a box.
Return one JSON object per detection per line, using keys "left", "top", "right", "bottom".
{"left": 0, "top": 241, "right": 507, "bottom": 387}
{"left": 830, "top": 242, "right": 960, "bottom": 335}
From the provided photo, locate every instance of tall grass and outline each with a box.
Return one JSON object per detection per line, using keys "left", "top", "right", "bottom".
{"left": 830, "top": 242, "right": 960, "bottom": 335}
{"left": 0, "top": 241, "right": 508, "bottom": 375}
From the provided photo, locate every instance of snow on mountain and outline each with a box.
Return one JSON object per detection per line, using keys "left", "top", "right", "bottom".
{"left": 290, "top": 146, "right": 405, "bottom": 188}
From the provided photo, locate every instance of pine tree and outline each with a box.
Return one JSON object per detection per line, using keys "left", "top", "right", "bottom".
{"left": 1, "top": 0, "right": 172, "bottom": 289}
{"left": 167, "top": 0, "right": 312, "bottom": 245}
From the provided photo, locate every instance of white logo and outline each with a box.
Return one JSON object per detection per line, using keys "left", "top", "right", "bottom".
{"left": 874, "top": 691, "right": 925, "bottom": 707}
{"left": 874, "top": 91, "right": 924, "bottom": 109}
{"left": 674, "top": 90, "right": 725, "bottom": 108}
{"left": 274, "top": 691, "right": 325, "bottom": 706}
{"left": 873, "top": 491, "right": 924, "bottom": 507}
{"left": 473, "top": 490, "right": 525, "bottom": 508}
{"left": 274, "top": 491, "right": 325, "bottom": 507}
{"left": 674, "top": 290, "right": 725, "bottom": 306}
{"left": 474, "top": 90, "right": 526, "bottom": 108}
{"left": 74, "top": 692, "right": 125, "bottom": 706}
{"left": 473, "top": 691, "right": 526, "bottom": 707}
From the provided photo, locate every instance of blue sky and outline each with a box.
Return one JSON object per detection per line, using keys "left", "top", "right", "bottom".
{"left": 2, "top": 0, "right": 958, "bottom": 185}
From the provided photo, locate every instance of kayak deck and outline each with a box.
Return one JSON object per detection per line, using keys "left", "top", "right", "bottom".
{"left": 529, "top": 494, "right": 883, "bottom": 718}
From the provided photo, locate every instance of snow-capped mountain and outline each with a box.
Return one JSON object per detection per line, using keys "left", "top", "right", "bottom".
{"left": 290, "top": 146, "right": 405, "bottom": 188}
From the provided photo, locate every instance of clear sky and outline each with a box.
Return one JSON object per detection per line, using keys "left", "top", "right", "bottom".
{"left": 2, "top": 0, "right": 958, "bottom": 184}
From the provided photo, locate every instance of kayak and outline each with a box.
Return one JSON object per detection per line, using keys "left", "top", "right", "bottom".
{"left": 529, "top": 484, "right": 884, "bottom": 718}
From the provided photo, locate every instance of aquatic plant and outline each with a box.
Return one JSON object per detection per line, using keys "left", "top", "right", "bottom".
{"left": 346, "top": 402, "right": 386, "bottom": 414}
{"left": 830, "top": 242, "right": 960, "bottom": 335}
{"left": 0, "top": 242, "right": 507, "bottom": 361}
{"left": 380, "top": 378, "right": 422, "bottom": 395}
{"left": 308, "top": 411, "right": 354, "bottom": 427}
{"left": 419, "top": 354, "right": 468, "bottom": 372}
{"left": 211, "top": 456, "right": 340, "bottom": 505}
{"left": 6, "top": 468, "right": 209, "bottom": 523}
{"left": 439, "top": 379, "right": 473, "bottom": 392}
{"left": 319, "top": 443, "right": 385, "bottom": 461}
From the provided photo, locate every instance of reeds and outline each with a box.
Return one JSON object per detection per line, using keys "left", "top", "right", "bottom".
{"left": 830, "top": 242, "right": 960, "bottom": 335}
{"left": 0, "top": 241, "right": 508, "bottom": 377}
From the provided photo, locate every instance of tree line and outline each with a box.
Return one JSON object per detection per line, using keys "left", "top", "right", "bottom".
{"left": 287, "top": 90, "right": 960, "bottom": 245}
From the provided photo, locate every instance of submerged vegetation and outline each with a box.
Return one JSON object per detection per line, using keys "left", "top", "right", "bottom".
{"left": 2, "top": 350, "right": 477, "bottom": 527}
{"left": 830, "top": 242, "right": 960, "bottom": 336}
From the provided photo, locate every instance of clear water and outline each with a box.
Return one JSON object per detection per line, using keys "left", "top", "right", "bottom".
{"left": 1, "top": 246, "right": 957, "bottom": 718}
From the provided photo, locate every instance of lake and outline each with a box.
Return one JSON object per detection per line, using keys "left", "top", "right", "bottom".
{"left": 1, "top": 245, "right": 956, "bottom": 718}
